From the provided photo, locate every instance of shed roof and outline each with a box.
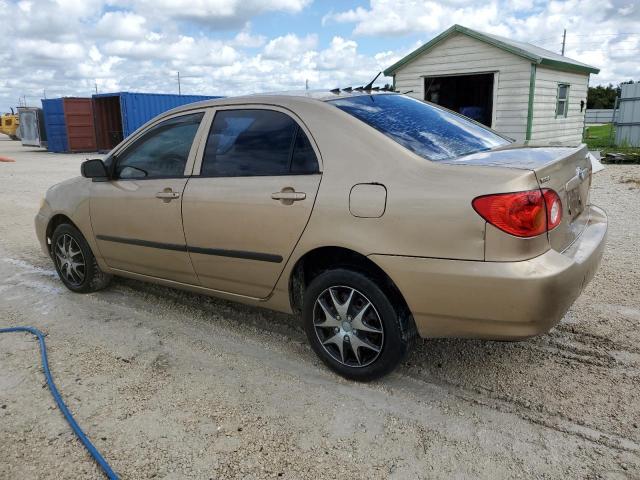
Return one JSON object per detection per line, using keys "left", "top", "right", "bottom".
{"left": 384, "top": 24, "right": 600, "bottom": 76}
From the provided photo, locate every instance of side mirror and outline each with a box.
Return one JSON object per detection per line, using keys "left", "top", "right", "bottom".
{"left": 81, "top": 159, "right": 108, "bottom": 181}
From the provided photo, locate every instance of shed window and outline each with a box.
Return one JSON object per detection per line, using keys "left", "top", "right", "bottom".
{"left": 556, "top": 84, "right": 570, "bottom": 118}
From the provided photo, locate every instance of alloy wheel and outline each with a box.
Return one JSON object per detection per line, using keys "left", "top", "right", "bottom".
{"left": 313, "top": 286, "right": 384, "bottom": 368}
{"left": 54, "top": 234, "right": 86, "bottom": 286}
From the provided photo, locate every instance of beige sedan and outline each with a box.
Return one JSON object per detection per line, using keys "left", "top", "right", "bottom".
{"left": 35, "top": 92, "right": 607, "bottom": 380}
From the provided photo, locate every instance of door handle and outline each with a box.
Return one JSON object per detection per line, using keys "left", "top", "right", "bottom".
{"left": 156, "top": 190, "right": 180, "bottom": 202}
{"left": 271, "top": 191, "right": 306, "bottom": 201}
{"left": 271, "top": 188, "right": 306, "bottom": 206}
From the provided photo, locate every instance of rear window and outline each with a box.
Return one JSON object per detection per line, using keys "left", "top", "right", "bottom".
{"left": 329, "top": 94, "right": 509, "bottom": 161}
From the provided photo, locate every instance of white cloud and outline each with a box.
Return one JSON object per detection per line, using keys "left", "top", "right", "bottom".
{"left": 15, "top": 39, "right": 85, "bottom": 61}
{"left": 120, "top": 0, "right": 312, "bottom": 27}
{"left": 0, "top": 0, "right": 638, "bottom": 112}
{"left": 263, "top": 34, "right": 318, "bottom": 59}
{"left": 324, "top": 0, "right": 502, "bottom": 36}
{"left": 95, "top": 11, "right": 148, "bottom": 40}
{"left": 232, "top": 26, "right": 267, "bottom": 48}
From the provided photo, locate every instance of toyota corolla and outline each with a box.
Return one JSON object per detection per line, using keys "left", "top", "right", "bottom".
{"left": 35, "top": 92, "right": 607, "bottom": 380}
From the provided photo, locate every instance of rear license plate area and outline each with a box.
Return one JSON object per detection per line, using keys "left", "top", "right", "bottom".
{"left": 567, "top": 188, "right": 583, "bottom": 218}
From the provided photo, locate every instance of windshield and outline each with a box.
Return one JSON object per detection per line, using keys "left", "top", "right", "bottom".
{"left": 329, "top": 94, "right": 510, "bottom": 161}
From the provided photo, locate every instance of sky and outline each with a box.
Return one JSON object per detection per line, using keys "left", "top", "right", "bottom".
{"left": 0, "top": 0, "right": 638, "bottom": 112}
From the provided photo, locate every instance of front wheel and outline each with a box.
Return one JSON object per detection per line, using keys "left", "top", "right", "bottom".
{"left": 51, "top": 223, "right": 112, "bottom": 293}
{"left": 302, "top": 269, "right": 413, "bottom": 381}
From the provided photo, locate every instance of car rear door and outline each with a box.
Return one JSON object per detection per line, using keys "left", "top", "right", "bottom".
{"left": 90, "top": 110, "right": 208, "bottom": 284}
{"left": 181, "top": 106, "right": 322, "bottom": 298}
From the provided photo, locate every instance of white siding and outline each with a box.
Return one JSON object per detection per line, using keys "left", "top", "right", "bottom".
{"left": 393, "top": 32, "right": 532, "bottom": 141}
{"left": 529, "top": 67, "right": 589, "bottom": 145}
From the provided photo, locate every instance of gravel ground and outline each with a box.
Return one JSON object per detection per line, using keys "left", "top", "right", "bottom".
{"left": 0, "top": 135, "right": 639, "bottom": 479}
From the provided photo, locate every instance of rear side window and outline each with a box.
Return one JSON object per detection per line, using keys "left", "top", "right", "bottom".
{"left": 201, "top": 109, "right": 318, "bottom": 177}
{"left": 291, "top": 127, "right": 318, "bottom": 174}
{"left": 115, "top": 113, "right": 203, "bottom": 179}
{"left": 329, "top": 94, "right": 509, "bottom": 161}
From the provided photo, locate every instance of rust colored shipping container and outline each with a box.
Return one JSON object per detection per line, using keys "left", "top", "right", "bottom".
{"left": 63, "top": 98, "right": 97, "bottom": 152}
{"left": 93, "top": 96, "right": 123, "bottom": 152}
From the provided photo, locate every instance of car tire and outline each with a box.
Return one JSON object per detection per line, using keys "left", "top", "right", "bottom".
{"left": 302, "top": 268, "right": 413, "bottom": 381}
{"left": 51, "top": 223, "right": 112, "bottom": 293}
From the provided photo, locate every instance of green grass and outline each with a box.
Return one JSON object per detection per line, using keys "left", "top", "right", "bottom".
{"left": 583, "top": 123, "right": 616, "bottom": 149}
{"left": 583, "top": 123, "right": 640, "bottom": 162}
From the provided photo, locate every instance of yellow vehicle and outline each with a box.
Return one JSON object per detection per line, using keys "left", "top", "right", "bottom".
{"left": 0, "top": 112, "right": 20, "bottom": 140}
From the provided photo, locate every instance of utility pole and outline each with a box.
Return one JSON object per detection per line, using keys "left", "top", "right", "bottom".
{"left": 177, "top": 71, "right": 181, "bottom": 95}
{"left": 95, "top": 81, "right": 98, "bottom": 94}
{"left": 561, "top": 29, "right": 566, "bottom": 56}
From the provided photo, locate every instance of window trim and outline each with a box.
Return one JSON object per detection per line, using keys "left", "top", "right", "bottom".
{"left": 555, "top": 83, "right": 570, "bottom": 119}
{"left": 107, "top": 109, "right": 210, "bottom": 181}
{"left": 192, "top": 104, "right": 323, "bottom": 177}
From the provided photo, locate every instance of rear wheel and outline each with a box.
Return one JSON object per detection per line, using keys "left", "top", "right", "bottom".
{"left": 302, "top": 269, "right": 412, "bottom": 381}
{"left": 51, "top": 223, "right": 111, "bottom": 293}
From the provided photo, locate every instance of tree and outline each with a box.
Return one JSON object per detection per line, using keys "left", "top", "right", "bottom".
{"left": 587, "top": 80, "right": 636, "bottom": 109}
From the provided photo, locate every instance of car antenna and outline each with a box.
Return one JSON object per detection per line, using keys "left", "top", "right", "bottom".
{"left": 401, "top": 90, "right": 414, "bottom": 94}
{"left": 364, "top": 72, "right": 381, "bottom": 91}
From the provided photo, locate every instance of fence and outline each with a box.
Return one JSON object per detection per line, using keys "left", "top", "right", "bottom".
{"left": 584, "top": 109, "right": 616, "bottom": 124}
{"left": 615, "top": 83, "right": 640, "bottom": 147}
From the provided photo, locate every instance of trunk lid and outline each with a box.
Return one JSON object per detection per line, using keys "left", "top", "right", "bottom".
{"left": 444, "top": 144, "right": 593, "bottom": 252}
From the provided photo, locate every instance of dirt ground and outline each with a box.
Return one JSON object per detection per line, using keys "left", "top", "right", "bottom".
{"left": 0, "top": 134, "right": 639, "bottom": 479}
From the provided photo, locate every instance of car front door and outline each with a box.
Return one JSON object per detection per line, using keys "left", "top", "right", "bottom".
{"left": 90, "top": 111, "right": 207, "bottom": 284}
{"left": 181, "top": 106, "right": 322, "bottom": 298}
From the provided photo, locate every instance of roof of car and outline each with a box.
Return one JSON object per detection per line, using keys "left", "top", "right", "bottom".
{"left": 252, "top": 89, "right": 398, "bottom": 101}
{"left": 173, "top": 89, "right": 397, "bottom": 111}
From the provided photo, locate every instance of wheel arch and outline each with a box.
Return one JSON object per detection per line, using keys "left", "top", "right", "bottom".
{"left": 288, "top": 246, "right": 414, "bottom": 335}
{"left": 46, "top": 214, "right": 79, "bottom": 253}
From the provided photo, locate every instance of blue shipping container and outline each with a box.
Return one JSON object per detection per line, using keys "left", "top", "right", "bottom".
{"left": 119, "top": 92, "right": 220, "bottom": 136}
{"left": 92, "top": 92, "right": 221, "bottom": 150}
{"left": 41, "top": 98, "right": 68, "bottom": 153}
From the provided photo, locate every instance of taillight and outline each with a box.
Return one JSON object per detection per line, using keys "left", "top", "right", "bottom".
{"left": 543, "top": 189, "right": 562, "bottom": 230}
{"left": 472, "top": 189, "right": 562, "bottom": 238}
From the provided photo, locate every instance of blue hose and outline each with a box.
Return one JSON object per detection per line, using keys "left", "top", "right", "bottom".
{"left": 0, "top": 326, "right": 119, "bottom": 479}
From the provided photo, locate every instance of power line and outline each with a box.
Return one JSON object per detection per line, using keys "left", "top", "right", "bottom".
{"left": 562, "top": 32, "right": 640, "bottom": 37}
{"left": 561, "top": 40, "right": 639, "bottom": 43}
{"left": 528, "top": 32, "right": 640, "bottom": 44}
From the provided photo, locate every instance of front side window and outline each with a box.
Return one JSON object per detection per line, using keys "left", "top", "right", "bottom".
{"left": 556, "top": 84, "right": 570, "bottom": 118}
{"left": 201, "top": 109, "right": 318, "bottom": 177}
{"left": 115, "top": 113, "right": 203, "bottom": 179}
{"left": 329, "top": 94, "right": 509, "bottom": 161}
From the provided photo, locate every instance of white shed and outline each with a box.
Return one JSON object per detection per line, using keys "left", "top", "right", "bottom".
{"left": 384, "top": 25, "right": 600, "bottom": 145}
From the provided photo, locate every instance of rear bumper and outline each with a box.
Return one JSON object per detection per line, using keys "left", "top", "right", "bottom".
{"left": 370, "top": 205, "right": 608, "bottom": 340}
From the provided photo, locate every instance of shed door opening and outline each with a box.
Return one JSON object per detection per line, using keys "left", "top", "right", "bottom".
{"left": 94, "top": 96, "right": 124, "bottom": 151}
{"left": 424, "top": 73, "right": 494, "bottom": 127}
